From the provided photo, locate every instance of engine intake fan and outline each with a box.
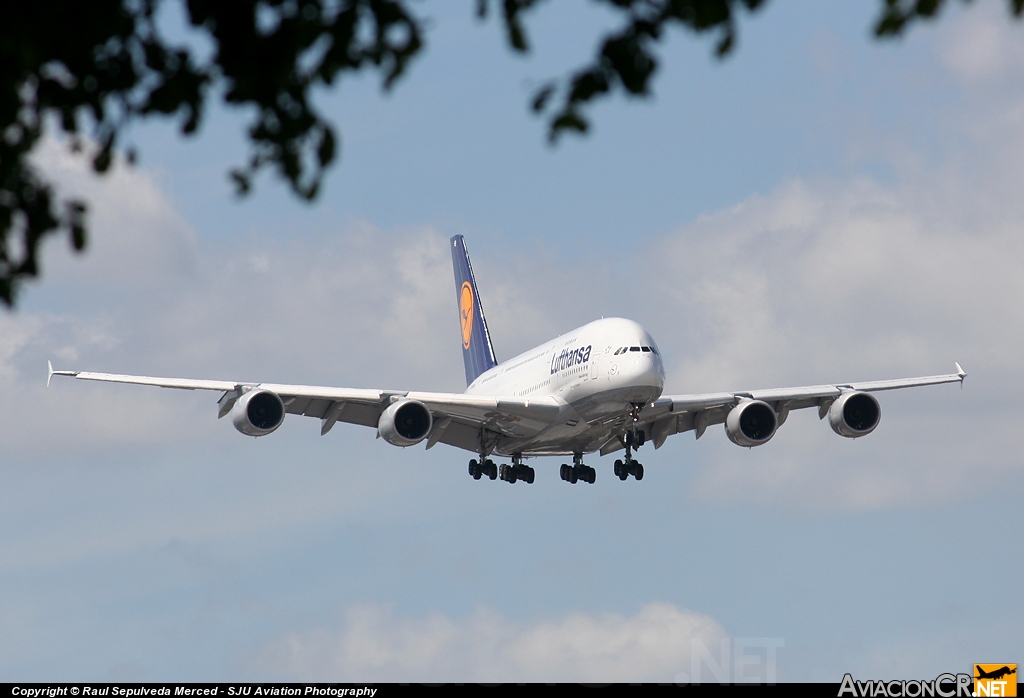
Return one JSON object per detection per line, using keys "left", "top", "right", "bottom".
{"left": 378, "top": 399, "right": 433, "bottom": 447}
{"left": 231, "top": 389, "right": 285, "bottom": 436}
{"left": 828, "top": 391, "right": 880, "bottom": 438}
{"left": 725, "top": 400, "right": 778, "bottom": 447}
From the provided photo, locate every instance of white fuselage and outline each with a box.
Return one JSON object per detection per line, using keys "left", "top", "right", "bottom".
{"left": 465, "top": 317, "right": 666, "bottom": 456}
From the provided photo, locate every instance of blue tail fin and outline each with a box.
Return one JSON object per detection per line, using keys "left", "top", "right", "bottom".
{"left": 451, "top": 235, "right": 497, "bottom": 386}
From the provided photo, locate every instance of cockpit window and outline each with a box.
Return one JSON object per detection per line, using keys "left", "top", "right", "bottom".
{"left": 616, "top": 345, "right": 661, "bottom": 354}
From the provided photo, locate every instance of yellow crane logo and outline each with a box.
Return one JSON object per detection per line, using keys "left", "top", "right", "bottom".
{"left": 460, "top": 281, "right": 474, "bottom": 350}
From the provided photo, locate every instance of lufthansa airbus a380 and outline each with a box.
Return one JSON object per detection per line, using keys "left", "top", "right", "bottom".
{"left": 50, "top": 236, "right": 966, "bottom": 485}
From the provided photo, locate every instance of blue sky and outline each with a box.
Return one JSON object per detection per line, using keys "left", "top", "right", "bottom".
{"left": 2, "top": 0, "right": 1022, "bottom": 682}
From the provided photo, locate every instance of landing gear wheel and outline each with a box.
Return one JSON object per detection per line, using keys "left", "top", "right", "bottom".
{"left": 634, "top": 462, "right": 644, "bottom": 480}
{"left": 469, "top": 459, "right": 482, "bottom": 480}
{"left": 485, "top": 459, "right": 497, "bottom": 480}
{"left": 569, "top": 466, "right": 578, "bottom": 484}
{"left": 525, "top": 467, "right": 535, "bottom": 484}
{"left": 614, "top": 459, "right": 630, "bottom": 480}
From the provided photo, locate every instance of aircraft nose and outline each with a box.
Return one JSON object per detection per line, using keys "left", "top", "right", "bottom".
{"left": 629, "top": 350, "right": 663, "bottom": 385}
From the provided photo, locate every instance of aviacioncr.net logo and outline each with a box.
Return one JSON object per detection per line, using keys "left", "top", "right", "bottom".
{"left": 839, "top": 673, "right": 974, "bottom": 697}
{"left": 974, "top": 665, "right": 1017, "bottom": 697}
{"left": 460, "top": 281, "right": 474, "bottom": 350}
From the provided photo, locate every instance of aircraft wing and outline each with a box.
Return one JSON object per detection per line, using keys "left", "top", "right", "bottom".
{"left": 47, "top": 363, "right": 563, "bottom": 452}
{"left": 616, "top": 363, "right": 967, "bottom": 452}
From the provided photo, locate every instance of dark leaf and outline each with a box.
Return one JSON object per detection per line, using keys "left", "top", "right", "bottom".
{"left": 93, "top": 145, "right": 113, "bottom": 173}
{"left": 531, "top": 83, "right": 556, "bottom": 112}
{"left": 230, "top": 169, "right": 252, "bottom": 196}
{"left": 549, "top": 111, "right": 588, "bottom": 141}
{"left": 317, "top": 127, "right": 336, "bottom": 167}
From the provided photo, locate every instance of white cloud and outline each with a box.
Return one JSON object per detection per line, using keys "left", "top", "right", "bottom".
{"left": 653, "top": 176, "right": 1024, "bottom": 385}
{"left": 937, "top": 2, "right": 1024, "bottom": 84}
{"left": 32, "top": 138, "right": 199, "bottom": 290}
{"left": 646, "top": 173, "right": 1023, "bottom": 510}
{"left": 261, "top": 602, "right": 727, "bottom": 683}
{"left": 5, "top": 145, "right": 472, "bottom": 458}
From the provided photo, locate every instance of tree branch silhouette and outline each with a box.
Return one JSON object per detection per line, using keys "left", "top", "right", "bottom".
{"left": 1, "top": 0, "right": 1019, "bottom": 305}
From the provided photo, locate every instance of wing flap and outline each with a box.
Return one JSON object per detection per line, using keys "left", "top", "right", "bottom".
{"left": 257, "top": 383, "right": 385, "bottom": 402}
{"left": 407, "top": 392, "right": 563, "bottom": 438}
{"left": 668, "top": 392, "right": 737, "bottom": 412}
{"left": 432, "top": 418, "right": 487, "bottom": 452}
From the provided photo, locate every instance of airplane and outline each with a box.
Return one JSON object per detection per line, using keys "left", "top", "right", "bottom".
{"left": 975, "top": 666, "right": 1016, "bottom": 681}
{"left": 48, "top": 235, "right": 967, "bottom": 485}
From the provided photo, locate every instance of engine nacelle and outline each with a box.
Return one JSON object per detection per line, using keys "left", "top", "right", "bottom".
{"left": 378, "top": 399, "right": 433, "bottom": 447}
{"left": 231, "top": 389, "right": 285, "bottom": 437}
{"left": 725, "top": 400, "right": 778, "bottom": 447}
{"left": 828, "top": 391, "right": 880, "bottom": 438}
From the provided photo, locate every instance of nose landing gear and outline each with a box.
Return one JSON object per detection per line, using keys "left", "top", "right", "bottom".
{"left": 613, "top": 457, "right": 643, "bottom": 481}
{"left": 615, "top": 404, "right": 645, "bottom": 481}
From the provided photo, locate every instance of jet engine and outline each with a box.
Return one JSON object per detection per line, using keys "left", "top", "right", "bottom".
{"left": 725, "top": 400, "right": 778, "bottom": 447}
{"left": 378, "top": 399, "right": 433, "bottom": 447}
{"left": 828, "top": 391, "right": 880, "bottom": 438}
{"left": 231, "top": 389, "right": 286, "bottom": 436}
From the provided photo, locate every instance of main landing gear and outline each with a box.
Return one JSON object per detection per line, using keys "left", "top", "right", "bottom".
{"left": 499, "top": 454, "right": 535, "bottom": 484}
{"left": 470, "top": 455, "right": 534, "bottom": 484}
{"left": 468, "top": 458, "right": 497, "bottom": 480}
{"left": 560, "top": 453, "right": 596, "bottom": 484}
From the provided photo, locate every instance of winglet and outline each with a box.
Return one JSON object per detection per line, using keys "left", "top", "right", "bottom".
{"left": 47, "top": 361, "right": 78, "bottom": 387}
{"left": 955, "top": 362, "right": 966, "bottom": 383}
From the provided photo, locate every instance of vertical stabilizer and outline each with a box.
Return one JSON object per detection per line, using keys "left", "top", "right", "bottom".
{"left": 451, "top": 236, "right": 498, "bottom": 386}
